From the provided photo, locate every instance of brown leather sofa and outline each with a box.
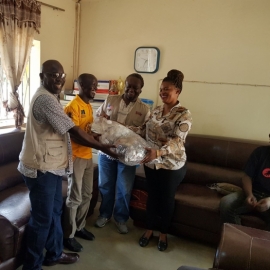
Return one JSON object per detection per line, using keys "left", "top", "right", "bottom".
{"left": 129, "top": 134, "right": 267, "bottom": 245}
{"left": 0, "top": 130, "right": 99, "bottom": 270}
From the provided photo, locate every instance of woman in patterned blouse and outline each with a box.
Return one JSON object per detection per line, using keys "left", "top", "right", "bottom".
{"left": 133, "top": 69, "right": 192, "bottom": 251}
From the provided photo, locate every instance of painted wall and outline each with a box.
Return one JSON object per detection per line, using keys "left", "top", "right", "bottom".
{"left": 34, "top": 0, "right": 76, "bottom": 89}
{"left": 79, "top": 0, "right": 270, "bottom": 141}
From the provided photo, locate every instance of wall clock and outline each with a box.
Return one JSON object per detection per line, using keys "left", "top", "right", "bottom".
{"left": 134, "top": 47, "right": 160, "bottom": 73}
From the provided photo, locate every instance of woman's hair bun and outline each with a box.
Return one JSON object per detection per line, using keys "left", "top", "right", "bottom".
{"left": 167, "top": 69, "right": 184, "bottom": 82}
{"left": 165, "top": 69, "right": 184, "bottom": 90}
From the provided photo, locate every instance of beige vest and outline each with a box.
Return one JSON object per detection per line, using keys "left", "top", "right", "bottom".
{"left": 19, "top": 86, "right": 68, "bottom": 170}
{"left": 101, "top": 95, "right": 149, "bottom": 126}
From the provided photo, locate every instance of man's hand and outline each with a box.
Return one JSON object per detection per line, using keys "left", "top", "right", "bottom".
{"left": 245, "top": 194, "right": 257, "bottom": 207}
{"left": 255, "top": 197, "right": 270, "bottom": 212}
{"left": 141, "top": 147, "right": 157, "bottom": 164}
{"left": 91, "top": 132, "right": 101, "bottom": 142}
{"left": 99, "top": 111, "right": 110, "bottom": 120}
{"left": 101, "top": 144, "right": 118, "bottom": 159}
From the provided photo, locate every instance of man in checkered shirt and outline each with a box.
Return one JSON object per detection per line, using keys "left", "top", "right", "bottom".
{"left": 18, "top": 60, "right": 117, "bottom": 270}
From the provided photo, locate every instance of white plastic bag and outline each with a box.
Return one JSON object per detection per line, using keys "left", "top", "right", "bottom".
{"left": 92, "top": 117, "right": 150, "bottom": 166}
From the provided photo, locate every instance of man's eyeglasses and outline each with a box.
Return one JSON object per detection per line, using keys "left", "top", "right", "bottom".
{"left": 44, "top": 73, "right": 66, "bottom": 79}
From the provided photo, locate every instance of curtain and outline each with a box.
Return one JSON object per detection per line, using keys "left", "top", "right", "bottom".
{"left": 73, "top": 0, "right": 80, "bottom": 82}
{"left": 0, "top": 0, "right": 41, "bottom": 128}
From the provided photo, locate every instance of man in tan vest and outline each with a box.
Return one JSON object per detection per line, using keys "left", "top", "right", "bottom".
{"left": 18, "top": 60, "right": 117, "bottom": 270}
{"left": 95, "top": 73, "right": 150, "bottom": 234}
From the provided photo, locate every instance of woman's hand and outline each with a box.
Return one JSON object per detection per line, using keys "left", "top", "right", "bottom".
{"left": 141, "top": 147, "right": 157, "bottom": 164}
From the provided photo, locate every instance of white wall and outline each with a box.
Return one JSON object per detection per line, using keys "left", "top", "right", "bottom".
{"left": 79, "top": 0, "right": 270, "bottom": 141}
{"left": 34, "top": 0, "right": 76, "bottom": 89}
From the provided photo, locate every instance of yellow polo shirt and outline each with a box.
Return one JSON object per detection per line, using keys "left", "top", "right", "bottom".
{"left": 64, "top": 95, "right": 93, "bottom": 159}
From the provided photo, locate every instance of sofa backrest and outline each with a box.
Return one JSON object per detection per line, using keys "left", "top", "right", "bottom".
{"left": 185, "top": 134, "right": 266, "bottom": 170}
{"left": 0, "top": 130, "right": 25, "bottom": 165}
{"left": 0, "top": 130, "right": 25, "bottom": 191}
{"left": 183, "top": 134, "right": 267, "bottom": 186}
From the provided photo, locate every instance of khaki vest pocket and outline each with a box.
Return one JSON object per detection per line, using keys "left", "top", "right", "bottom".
{"left": 45, "top": 141, "right": 65, "bottom": 164}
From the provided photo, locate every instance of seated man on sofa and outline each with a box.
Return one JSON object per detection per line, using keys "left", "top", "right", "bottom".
{"left": 220, "top": 145, "right": 270, "bottom": 228}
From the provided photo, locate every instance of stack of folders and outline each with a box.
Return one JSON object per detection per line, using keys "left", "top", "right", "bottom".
{"left": 64, "top": 89, "right": 77, "bottom": 101}
{"left": 64, "top": 94, "right": 75, "bottom": 101}
{"left": 94, "top": 80, "right": 110, "bottom": 101}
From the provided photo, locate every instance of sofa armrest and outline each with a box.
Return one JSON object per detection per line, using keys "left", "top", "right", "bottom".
{"left": 0, "top": 215, "right": 16, "bottom": 262}
{"left": 214, "top": 223, "right": 270, "bottom": 270}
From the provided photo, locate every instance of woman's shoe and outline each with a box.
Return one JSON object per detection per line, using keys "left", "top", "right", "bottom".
{"left": 157, "top": 237, "right": 167, "bottom": 251}
{"left": 139, "top": 232, "right": 153, "bottom": 247}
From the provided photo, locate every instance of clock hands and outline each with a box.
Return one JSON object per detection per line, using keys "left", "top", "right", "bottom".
{"left": 143, "top": 59, "right": 148, "bottom": 67}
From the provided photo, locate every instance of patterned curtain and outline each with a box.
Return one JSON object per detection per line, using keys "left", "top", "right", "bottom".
{"left": 0, "top": 0, "right": 41, "bottom": 128}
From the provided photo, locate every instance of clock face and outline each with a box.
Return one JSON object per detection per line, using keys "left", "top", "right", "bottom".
{"left": 134, "top": 47, "right": 160, "bottom": 73}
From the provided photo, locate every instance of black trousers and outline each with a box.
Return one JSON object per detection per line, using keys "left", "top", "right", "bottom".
{"left": 144, "top": 164, "right": 187, "bottom": 234}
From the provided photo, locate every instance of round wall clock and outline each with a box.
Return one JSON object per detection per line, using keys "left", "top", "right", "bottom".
{"left": 134, "top": 47, "right": 160, "bottom": 73}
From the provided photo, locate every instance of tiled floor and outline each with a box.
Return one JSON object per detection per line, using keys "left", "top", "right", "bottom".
{"left": 18, "top": 203, "right": 216, "bottom": 270}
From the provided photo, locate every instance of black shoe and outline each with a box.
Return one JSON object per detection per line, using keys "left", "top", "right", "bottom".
{"left": 63, "top": 238, "right": 83, "bottom": 252}
{"left": 75, "top": 228, "right": 95, "bottom": 240}
{"left": 157, "top": 237, "right": 168, "bottom": 251}
{"left": 43, "top": 252, "right": 79, "bottom": 266}
{"left": 139, "top": 232, "right": 153, "bottom": 247}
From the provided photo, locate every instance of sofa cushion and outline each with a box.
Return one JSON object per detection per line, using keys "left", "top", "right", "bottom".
{"left": 173, "top": 184, "right": 223, "bottom": 234}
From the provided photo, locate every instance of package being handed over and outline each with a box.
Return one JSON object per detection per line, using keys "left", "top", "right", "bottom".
{"left": 92, "top": 117, "right": 150, "bottom": 166}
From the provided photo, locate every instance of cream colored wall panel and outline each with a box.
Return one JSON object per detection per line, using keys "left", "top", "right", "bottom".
{"left": 34, "top": 0, "right": 76, "bottom": 89}
{"left": 79, "top": 0, "right": 270, "bottom": 141}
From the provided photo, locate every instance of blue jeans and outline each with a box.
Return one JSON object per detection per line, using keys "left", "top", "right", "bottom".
{"left": 98, "top": 154, "right": 136, "bottom": 222}
{"left": 22, "top": 171, "right": 63, "bottom": 270}
{"left": 219, "top": 190, "right": 270, "bottom": 228}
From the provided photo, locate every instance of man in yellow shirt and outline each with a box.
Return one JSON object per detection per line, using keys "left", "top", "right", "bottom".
{"left": 63, "top": 73, "right": 97, "bottom": 252}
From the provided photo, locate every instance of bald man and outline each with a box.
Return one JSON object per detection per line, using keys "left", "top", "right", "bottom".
{"left": 18, "top": 60, "right": 117, "bottom": 270}
{"left": 63, "top": 74, "right": 97, "bottom": 252}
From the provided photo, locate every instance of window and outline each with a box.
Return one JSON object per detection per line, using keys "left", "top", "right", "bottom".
{"left": 0, "top": 40, "right": 40, "bottom": 128}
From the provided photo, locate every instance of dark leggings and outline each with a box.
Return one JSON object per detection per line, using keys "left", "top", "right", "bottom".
{"left": 144, "top": 164, "right": 187, "bottom": 234}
